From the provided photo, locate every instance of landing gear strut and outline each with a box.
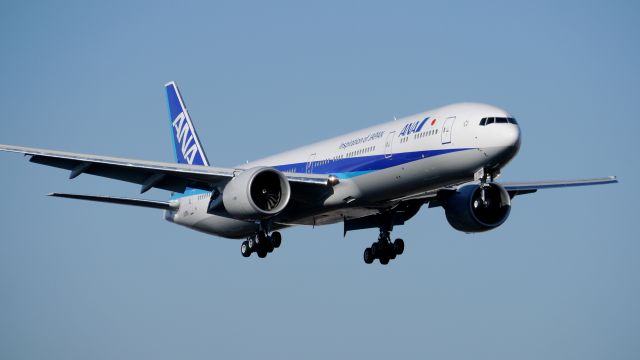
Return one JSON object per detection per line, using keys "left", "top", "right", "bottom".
{"left": 478, "top": 168, "right": 500, "bottom": 208}
{"left": 240, "top": 230, "right": 282, "bottom": 259}
{"left": 363, "top": 230, "right": 404, "bottom": 265}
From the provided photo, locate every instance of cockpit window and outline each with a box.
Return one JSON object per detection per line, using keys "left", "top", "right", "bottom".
{"left": 479, "top": 117, "right": 517, "bottom": 126}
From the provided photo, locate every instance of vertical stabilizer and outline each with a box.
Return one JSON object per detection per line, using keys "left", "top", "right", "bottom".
{"left": 165, "top": 81, "right": 210, "bottom": 166}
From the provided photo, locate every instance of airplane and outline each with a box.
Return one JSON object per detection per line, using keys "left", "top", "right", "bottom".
{"left": 0, "top": 81, "right": 618, "bottom": 265}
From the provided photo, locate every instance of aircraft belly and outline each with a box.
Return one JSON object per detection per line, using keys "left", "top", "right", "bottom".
{"left": 190, "top": 216, "right": 256, "bottom": 239}
{"left": 167, "top": 201, "right": 256, "bottom": 239}
{"left": 282, "top": 207, "right": 379, "bottom": 226}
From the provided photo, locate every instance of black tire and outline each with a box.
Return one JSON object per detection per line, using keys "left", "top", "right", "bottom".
{"left": 241, "top": 241, "right": 251, "bottom": 257}
{"left": 256, "top": 232, "right": 267, "bottom": 246}
{"left": 363, "top": 248, "right": 374, "bottom": 264}
{"left": 271, "top": 231, "right": 282, "bottom": 248}
{"left": 379, "top": 256, "right": 389, "bottom": 265}
{"left": 257, "top": 249, "right": 267, "bottom": 258}
{"left": 371, "top": 243, "right": 380, "bottom": 258}
{"left": 378, "top": 242, "right": 394, "bottom": 259}
{"left": 394, "top": 238, "right": 404, "bottom": 255}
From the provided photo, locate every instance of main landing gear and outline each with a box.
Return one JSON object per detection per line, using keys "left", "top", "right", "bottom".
{"left": 240, "top": 231, "right": 282, "bottom": 258}
{"left": 363, "top": 231, "right": 404, "bottom": 265}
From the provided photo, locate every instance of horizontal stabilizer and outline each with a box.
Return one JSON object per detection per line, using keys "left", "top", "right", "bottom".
{"left": 48, "top": 193, "right": 178, "bottom": 210}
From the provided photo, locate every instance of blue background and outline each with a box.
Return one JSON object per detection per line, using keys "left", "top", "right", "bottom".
{"left": 0, "top": 1, "right": 637, "bottom": 359}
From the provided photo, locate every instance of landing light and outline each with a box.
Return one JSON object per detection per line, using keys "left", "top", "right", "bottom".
{"left": 328, "top": 175, "right": 340, "bottom": 186}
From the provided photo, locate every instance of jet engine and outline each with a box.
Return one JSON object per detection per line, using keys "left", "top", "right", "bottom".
{"left": 443, "top": 183, "right": 511, "bottom": 233}
{"left": 222, "top": 167, "right": 291, "bottom": 220}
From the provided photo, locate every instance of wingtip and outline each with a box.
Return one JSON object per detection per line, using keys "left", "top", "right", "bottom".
{"left": 164, "top": 80, "right": 177, "bottom": 88}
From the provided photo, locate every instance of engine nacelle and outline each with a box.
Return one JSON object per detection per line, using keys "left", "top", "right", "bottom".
{"left": 222, "top": 167, "right": 291, "bottom": 220}
{"left": 443, "top": 183, "right": 511, "bottom": 233}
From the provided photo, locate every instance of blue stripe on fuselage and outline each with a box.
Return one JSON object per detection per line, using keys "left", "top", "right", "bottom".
{"left": 273, "top": 147, "right": 472, "bottom": 179}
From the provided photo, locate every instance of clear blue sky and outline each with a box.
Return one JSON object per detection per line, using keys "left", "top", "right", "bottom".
{"left": 1, "top": 1, "right": 638, "bottom": 359}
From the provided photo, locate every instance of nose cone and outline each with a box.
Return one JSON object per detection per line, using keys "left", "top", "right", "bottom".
{"left": 499, "top": 124, "right": 521, "bottom": 149}
{"left": 483, "top": 124, "right": 521, "bottom": 168}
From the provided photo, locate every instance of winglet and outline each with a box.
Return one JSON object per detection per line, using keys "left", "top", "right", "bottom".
{"left": 165, "top": 81, "right": 210, "bottom": 166}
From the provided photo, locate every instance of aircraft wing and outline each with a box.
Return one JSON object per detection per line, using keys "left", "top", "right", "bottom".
{"left": 394, "top": 176, "right": 618, "bottom": 204}
{"left": 0, "top": 144, "right": 330, "bottom": 194}
{"left": 500, "top": 176, "right": 618, "bottom": 196}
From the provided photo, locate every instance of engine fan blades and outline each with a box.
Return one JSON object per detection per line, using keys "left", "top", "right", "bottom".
{"left": 255, "top": 189, "right": 281, "bottom": 211}
{"left": 265, "top": 192, "right": 281, "bottom": 210}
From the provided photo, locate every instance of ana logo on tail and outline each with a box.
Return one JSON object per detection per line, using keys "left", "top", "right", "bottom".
{"left": 172, "top": 111, "right": 200, "bottom": 165}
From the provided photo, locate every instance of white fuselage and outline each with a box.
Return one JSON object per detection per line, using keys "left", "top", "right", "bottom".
{"left": 165, "top": 102, "right": 521, "bottom": 239}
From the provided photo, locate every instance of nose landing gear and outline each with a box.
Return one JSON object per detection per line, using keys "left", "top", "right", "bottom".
{"left": 363, "top": 231, "right": 404, "bottom": 265}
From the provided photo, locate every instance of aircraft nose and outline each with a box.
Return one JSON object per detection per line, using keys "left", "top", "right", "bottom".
{"left": 500, "top": 123, "right": 521, "bottom": 149}
{"left": 492, "top": 123, "right": 521, "bottom": 165}
{"left": 479, "top": 121, "right": 522, "bottom": 168}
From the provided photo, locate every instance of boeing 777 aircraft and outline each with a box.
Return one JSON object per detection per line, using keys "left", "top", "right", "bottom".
{"left": 0, "top": 82, "right": 617, "bottom": 264}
